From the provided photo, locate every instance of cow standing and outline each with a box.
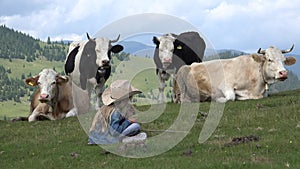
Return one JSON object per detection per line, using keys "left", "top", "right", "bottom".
{"left": 65, "top": 33, "right": 123, "bottom": 110}
{"left": 153, "top": 31, "right": 206, "bottom": 103}
{"left": 13, "top": 69, "right": 78, "bottom": 122}
{"left": 174, "top": 45, "right": 296, "bottom": 103}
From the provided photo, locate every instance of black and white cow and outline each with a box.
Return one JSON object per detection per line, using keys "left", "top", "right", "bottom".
{"left": 153, "top": 31, "right": 206, "bottom": 103}
{"left": 65, "top": 33, "right": 123, "bottom": 109}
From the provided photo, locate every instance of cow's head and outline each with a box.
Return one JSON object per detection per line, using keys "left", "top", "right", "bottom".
{"left": 257, "top": 44, "right": 296, "bottom": 83}
{"left": 153, "top": 33, "right": 180, "bottom": 69}
{"left": 86, "top": 33, "right": 123, "bottom": 68}
{"left": 25, "top": 69, "right": 69, "bottom": 103}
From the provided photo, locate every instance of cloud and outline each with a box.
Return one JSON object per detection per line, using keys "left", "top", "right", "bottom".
{"left": 65, "top": 0, "right": 113, "bottom": 23}
{"left": 0, "top": 0, "right": 299, "bottom": 54}
{"left": 0, "top": 0, "right": 52, "bottom": 16}
{"left": 199, "top": 0, "right": 300, "bottom": 52}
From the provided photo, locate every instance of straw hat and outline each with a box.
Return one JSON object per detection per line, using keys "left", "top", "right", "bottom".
{"left": 102, "top": 80, "right": 142, "bottom": 105}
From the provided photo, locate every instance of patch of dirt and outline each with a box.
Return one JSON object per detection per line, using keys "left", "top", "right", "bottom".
{"left": 224, "top": 135, "right": 260, "bottom": 147}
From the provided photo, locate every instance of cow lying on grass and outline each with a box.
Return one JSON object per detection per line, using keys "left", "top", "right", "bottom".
{"left": 13, "top": 69, "right": 77, "bottom": 122}
{"left": 174, "top": 45, "right": 296, "bottom": 103}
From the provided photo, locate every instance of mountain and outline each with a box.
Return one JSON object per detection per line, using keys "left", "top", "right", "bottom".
{"left": 119, "top": 41, "right": 154, "bottom": 57}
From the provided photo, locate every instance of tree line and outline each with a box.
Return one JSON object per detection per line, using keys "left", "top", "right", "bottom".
{"left": 0, "top": 65, "right": 31, "bottom": 102}
{"left": 0, "top": 25, "right": 68, "bottom": 62}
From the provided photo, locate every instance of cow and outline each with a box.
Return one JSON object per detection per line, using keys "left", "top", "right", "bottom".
{"left": 64, "top": 33, "right": 124, "bottom": 109}
{"left": 153, "top": 31, "right": 206, "bottom": 103}
{"left": 12, "top": 69, "right": 77, "bottom": 122}
{"left": 174, "top": 45, "right": 296, "bottom": 103}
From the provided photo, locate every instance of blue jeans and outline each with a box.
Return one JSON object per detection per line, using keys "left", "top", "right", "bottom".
{"left": 121, "top": 123, "right": 140, "bottom": 137}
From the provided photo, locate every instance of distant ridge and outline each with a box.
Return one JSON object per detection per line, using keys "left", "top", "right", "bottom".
{"left": 119, "top": 41, "right": 154, "bottom": 56}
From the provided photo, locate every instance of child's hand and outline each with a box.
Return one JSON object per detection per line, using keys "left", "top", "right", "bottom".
{"left": 128, "top": 117, "right": 137, "bottom": 123}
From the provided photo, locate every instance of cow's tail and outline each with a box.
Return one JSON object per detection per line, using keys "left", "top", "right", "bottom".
{"left": 173, "top": 65, "right": 190, "bottom": 103}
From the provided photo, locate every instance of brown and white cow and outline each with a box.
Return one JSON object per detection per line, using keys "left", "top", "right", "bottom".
{"left": 16, "top": 69, "right": 77, "bottom": 122}
{"left": 174, "top": 45, "right": 296, "bottom": 103}
{"left": 64, "top": 33, "right": 123, "bottom": 109}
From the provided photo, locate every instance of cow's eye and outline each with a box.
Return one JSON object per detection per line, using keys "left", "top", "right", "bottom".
{"left": 268, "top": 59, "right": 273, "bottom": 62}
{"left": 37, "top": 82, "right": 41, "bottom": 85}
{"left": 51, "top": 81, "right": 56, "bottom": 85}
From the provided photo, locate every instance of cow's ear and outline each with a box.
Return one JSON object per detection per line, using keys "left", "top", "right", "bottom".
{"left": 111, "top": 45, "right": 123, "bottom": 53}
{"left": 285, "top": 56, "right": 296, "bottom": 66}
{"left": 174, "top": 40, "right": 183, "bottom": 50}
{"left": 251, "top": 54, "right": 264, "bottom": 63}
{"left": 56, "top": 76, "right": 69, "bottom": 84}
{"left": 153, "top": 36, "right": 160, "bottom": 46}
{"left": 25, "top": 76, "right": 39, "bottom": 86}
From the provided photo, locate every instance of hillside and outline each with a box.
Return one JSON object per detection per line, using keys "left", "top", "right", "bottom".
{"left": 0, "top": 25, "right": 299, "bottom": 119}
{"left": 0, "top": 25, "right": 68, "bottom": 61}
{"left": 1, "top": 90, "right": 300, "bottom": 168}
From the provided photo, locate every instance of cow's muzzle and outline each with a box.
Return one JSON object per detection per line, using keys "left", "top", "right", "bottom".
{"left": 102, "top": 60, "right": 110, "bottom": 66}
{"left": 278, "top": 70, "right": 288, "bottom": 81}
{"left": 97, "top": 67, "right": 108, "bottom": 76}
{"left": 39, "top": 94, "right": 51, "bottom": 103}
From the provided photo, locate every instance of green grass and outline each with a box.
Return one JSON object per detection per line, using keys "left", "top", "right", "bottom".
{"left": 0, "top": 100, "right": 29, "bottom": 119}
{"left": 1, "top": 90, "right": 300, "bottom": 169}
{"left": 0, "top": 58, "right": 64, "bottom": 78}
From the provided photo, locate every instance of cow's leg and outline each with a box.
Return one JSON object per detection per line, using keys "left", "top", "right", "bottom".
{"left": 237, "top": 93, "right": 264, "bottom": 100}
{"left": 222, "top": 88, "right": 236, "bottom": 102}
{"left": 157, "top": 72, "right": 171, "bottom": 103}
{"left": 95, "top": 80, "right": 105, "bottom": 109}
{"left": 173, "top": 78, "right": 180, "bottom": 103}
{"left": 28, "top": 103, "right": 49, "bottom": 122}
{"left": 28, "top": 110, "right": 40, "bottom": 122}
{"left": 158, "top": 79, "right": 165, "bottom": 103}
{"left": 174, "top": 76, "right": 189, "bottom": 103}
{"left": 66, "top": 107, "right": 78, "bottom": 117}
{"left": 11, "top": 116, "right": 28, "bottom": 122}
{"left": 86, "top": 78, "right": 98, "bottom": 111}
{"left": 215, "top": 97, "right": 227, "bottom": 103}
{"left": 214, "top": 83, "right": 236, "bottom": 103}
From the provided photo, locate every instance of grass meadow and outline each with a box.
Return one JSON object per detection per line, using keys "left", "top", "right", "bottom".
{"left": 1, "top": 90, "right": 300, "bottom": 169}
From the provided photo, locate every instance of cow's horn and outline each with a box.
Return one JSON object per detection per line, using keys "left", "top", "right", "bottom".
{"left": 110, "top": 34, "right": 120, "bottom": 43}
{"left": 281, "top": 44, "right": 294, "bottom": 54}
{"left": 257, "top": 48, "right": 265, "bottom": 54}
{"left": 86, "top": 32, "right": 91, "bottom": 40}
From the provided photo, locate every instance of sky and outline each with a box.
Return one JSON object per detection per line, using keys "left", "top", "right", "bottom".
{"left": 1, "top": 0, "right": 300, "bottom": 54}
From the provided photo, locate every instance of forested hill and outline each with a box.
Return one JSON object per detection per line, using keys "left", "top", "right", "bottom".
{"left": 0, "top": 25, "right": 68, "bottom": 62}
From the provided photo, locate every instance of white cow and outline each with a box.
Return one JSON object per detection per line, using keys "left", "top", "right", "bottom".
{"left": 174, "top": 45, "right": 296, "bottom": 103}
